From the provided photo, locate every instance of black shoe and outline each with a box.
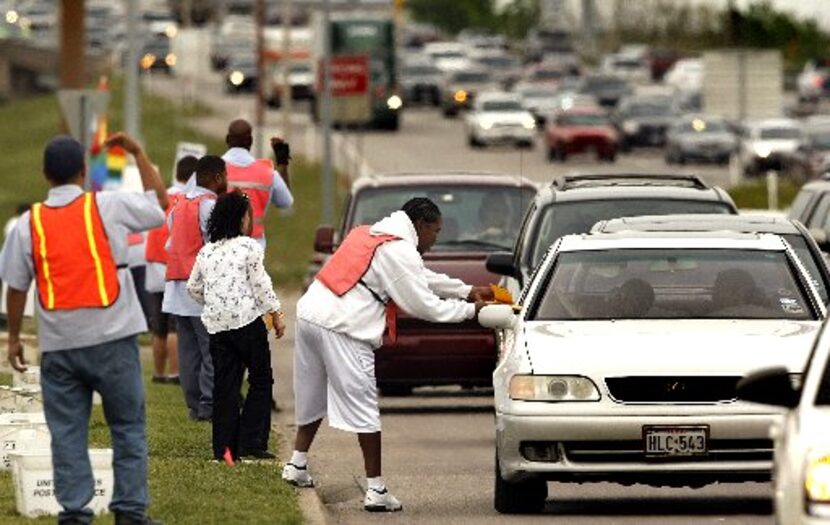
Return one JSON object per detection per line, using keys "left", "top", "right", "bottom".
{"left": 114, "top": 513, "right": 164, "bottom": 525}
{"left": 239, "top": 449, "right": 277, "bottom": 460}
{"left": 165, "top": 376, "right": 180, "bottom": 385}
{"left": 151, "top": 376, "right": 166, "bottom": 384}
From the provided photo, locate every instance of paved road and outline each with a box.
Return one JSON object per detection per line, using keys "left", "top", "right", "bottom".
{"left": 157, "top": 29, "right": 775, "bottom": 523}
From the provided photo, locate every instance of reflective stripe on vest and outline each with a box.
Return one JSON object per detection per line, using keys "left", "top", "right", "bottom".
{"left": 165, "top": 193, "right": 215, "bottom": 281}
{"left": 226, "top": 159, "right": 273, "bottom": 239}
{"left": 30, "top": 193, "right": 120, "bottom": 310}
{"left": 145, "top": 192, "right": 184, "bottom": 264}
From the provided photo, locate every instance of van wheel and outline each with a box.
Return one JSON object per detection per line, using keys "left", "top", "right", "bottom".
{"left": 494, "top": 453, "right": 547, "bottom": 514}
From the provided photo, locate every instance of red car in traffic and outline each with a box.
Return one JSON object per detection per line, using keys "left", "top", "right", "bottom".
{"left": 310, "top": 172, "right": 537, "bottom": 395}
{"left": 545, "top": 108, "right": 618, "bottom": 162}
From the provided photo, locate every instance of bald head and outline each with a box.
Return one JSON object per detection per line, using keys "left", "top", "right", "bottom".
{"left": 226, "top": 119, "right": 253, "bottom": 150}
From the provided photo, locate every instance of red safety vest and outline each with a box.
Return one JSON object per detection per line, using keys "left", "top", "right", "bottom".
{"left": 227, "top": 159, "right": 273, "bottom": 239}
{"left": 30, "top": 193, "right": 120, "bottom": 310}
{"left": 145, "top": 192, "right": 184, "bottom": 264}
{"left": 165, "top": 194, "right": 215, "bottom": 281}
{"left": 316, "top": 225, "right": 401, "bottom": 343}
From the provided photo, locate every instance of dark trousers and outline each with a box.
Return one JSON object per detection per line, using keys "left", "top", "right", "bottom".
{"left": 209, "top": 318, "right": 274, "bottom": 459}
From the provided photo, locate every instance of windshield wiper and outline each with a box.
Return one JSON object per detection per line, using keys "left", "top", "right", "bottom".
{"left": 437, "top": 239, "right": 512, "bottom": 250}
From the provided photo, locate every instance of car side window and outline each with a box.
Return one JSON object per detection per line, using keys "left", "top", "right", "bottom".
{"left": 807, "top": 193, "right": 830, "bottom": 230}
{"left": 789, "top": 190, "right": 815, "bottom": 222}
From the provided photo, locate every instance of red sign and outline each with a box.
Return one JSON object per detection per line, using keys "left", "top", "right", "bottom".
{"left": 317, "top": 55, "right": 369, "bottom": 97}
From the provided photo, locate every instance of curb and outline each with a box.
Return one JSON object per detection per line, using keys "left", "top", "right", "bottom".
{"left": 273, "top": 413, "right": 330, "bottom": 525}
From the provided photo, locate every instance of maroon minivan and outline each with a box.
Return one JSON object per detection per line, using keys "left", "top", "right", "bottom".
{"left": 311, "top": 172, "right": 537, "bottom": 395}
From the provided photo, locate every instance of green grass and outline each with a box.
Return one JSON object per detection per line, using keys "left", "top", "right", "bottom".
{"left": 0, "top": 366, "right": 303, "bottom": 524}
{"left": 0, "top": 80, "right": 342, "bottom": 290}
{"left": 727, "top": 179, "right": 802, "bottom": 210}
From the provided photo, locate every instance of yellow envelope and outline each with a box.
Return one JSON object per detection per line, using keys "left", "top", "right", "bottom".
{"left": 490, "top": 284, "right": 514, "bottom": 304}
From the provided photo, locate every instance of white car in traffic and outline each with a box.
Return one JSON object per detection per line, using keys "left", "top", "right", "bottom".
{"left": 465, "top": 92, "right": 536, "bottom": 148}
{"left": 481, "top": 231, "right": 825, "bottom": 514}
{"left": 739, "top": 319, "right": 830, "bottom": 524}
{"left": 738, "top": 118, "right": 804, "bottom": 176}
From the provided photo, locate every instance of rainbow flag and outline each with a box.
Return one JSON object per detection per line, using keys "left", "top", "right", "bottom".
{"left": 88, "top": 77, "right": 123, "bottom": 190}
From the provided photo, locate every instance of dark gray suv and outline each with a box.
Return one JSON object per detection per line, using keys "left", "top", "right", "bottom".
{"left": 486, "top": 173, "right": 738, "bottom": 299}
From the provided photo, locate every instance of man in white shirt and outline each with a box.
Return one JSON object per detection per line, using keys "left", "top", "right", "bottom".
{"left": 282, "top": 198, "right": 493, "bottom": 512}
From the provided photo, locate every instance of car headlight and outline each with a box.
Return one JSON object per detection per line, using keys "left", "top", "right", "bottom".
{"left": 140, "top": 53, "right": 156, "bottom": 70}
{"left": 479, "top": 119, "right": 494, "bottom": 130}
{"left": 229, "top": 71, "right": 245, "bottom": 86}
{"left": 522, "top": 116, "right": 536, "bottom": 130}
{"left": 806, "top": 450, "right": 830, "bottom": 516}
{"left": 755, "top": 144, "right": 772, "bottom": 158}
{"left": 454, "top": 90, "right": 468, "bottom": 103}
{"left": 5, "top": 10, "right": 18, "bottom": 24}
{"left": 386, "top": 95, "right": 402, "bottom": 110}
{"left": 623, "top": 121, "right": 640, "bottom": 135}
{"left": 165, "top": 25, "right": 177, "bottom": 39}
{"left": 509, "top": 375, "right": 600, "bottom": 401}
{"left": 165, "top": 53, "right": 176, "bottom": 66}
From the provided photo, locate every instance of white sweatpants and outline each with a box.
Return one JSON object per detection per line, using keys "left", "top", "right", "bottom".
{"left": 293, "top": 318, "right": 380, "bottom": 433}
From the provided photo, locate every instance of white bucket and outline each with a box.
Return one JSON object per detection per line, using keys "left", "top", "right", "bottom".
{"left": 0, "top": 387, "right": 43, "bottom": 414}
{"left": 12, "top": 366, "right": 40, "bottom": 389}
{"left": 0, "top": 422, "right": 51, "bottom": 470}
{"left": 10, "top": 449, "right": 113, "bottom": 518}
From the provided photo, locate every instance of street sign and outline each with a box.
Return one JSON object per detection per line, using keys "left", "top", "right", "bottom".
{"left": 317, "top": 55, "right": 371, "bottom": 123}
{"left": 317, "top": 55, "right": 369, "bottom": 96}
{"left": 57, "top": 90, "right": 110, "bottom": 147}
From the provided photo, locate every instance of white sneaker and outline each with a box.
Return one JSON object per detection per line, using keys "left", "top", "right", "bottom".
{"left": 364, "top": 487, "right": 403, "bottom": 512}
{"left": 281, "top": 463, "right": 315, "bottom": 488}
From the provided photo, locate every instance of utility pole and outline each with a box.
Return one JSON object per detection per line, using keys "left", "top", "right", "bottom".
{"left": 322, "top": 0, "right": 334, "bottom": 225}
{"left": 59, "top": 0, "right": 84, "bottom": 90}
{"left": 124, "top": 0, "right": 141, "bottom": 139}
{"left": 281, "top": 0, "right": 293, "bottom": 143}
{"left": 255, "top": 0, "right": 266, "bottom": 157}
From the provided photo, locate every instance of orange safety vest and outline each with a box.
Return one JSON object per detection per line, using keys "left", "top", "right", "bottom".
{"left": 165, "top": 193, "right": 216, "bottom": 281}
{"left": 226, "top": 159, "right": 273, "bottom": 239}
{"left": 316, "top": 225, "right": 401, "bottom": 343}
{"left": 30, "top": 193, "right": 120, "bottom": 310}
{"left": 145, "top": 192, "right": 184, "bottom": 264}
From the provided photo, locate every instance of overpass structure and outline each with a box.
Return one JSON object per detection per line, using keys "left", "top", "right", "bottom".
{"left": 0, "top": 38, "right": 110, "bottom": 101}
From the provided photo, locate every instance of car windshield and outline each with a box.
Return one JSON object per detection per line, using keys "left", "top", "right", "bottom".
{"left": 453, "top": 72, "right": 490, "bottom": 83}
{"left": 783, "top": 233, "right": 828, "bottom": 304}
{"left": 350, "top": 185, "right": 536, "bottom": 252}
{"left": 478, "top": 56, "right": 517, "bottom": 68}
{"left": 679, "top": 119, "right": 728, "bottom": 133}
{"left": 625, "top": 103, "right": 672, "bottom": 117}
{"left": 613, "top": 59, "right": 642, "bottom": 69}
{"left": 530, "top": 199, "right": 734, "bottom": 267}
{"left": 558, "top": 114, "right": 609, "bottom": 126}
{"left": 521, "top": 89, "right": 556, "bottom": 99}
{"left": 433, "top": 51, "right": 464, "bottom": 59}
{"left": 584, "top": 77, "right": 626, "bottom": 91}
{"left": 290, "top": 64, "right": 311, "bottom": 74}
{"left": 481, "top": 100, "right": 522, "bottom": 112}
{"left": 808, "top": 131, "right": 830, "bottom": 149}
{"left": 531, "top": 249, "right": 815, "bottom": 321}
{"left": 403, "top": 65, "right": 439, "bottom": 76}
{"left": 760, "top": 127, "right": 801, "bottom": 140}
{"left": 532, "top": 69, "right": 564, "bottom": 80}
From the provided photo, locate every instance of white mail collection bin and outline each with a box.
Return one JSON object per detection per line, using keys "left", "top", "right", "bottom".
{"left": 0, "top": 414, "right": 50, "bottom": 471}
{"left": 10, "top": 449, "right": 113, "bottom": 518}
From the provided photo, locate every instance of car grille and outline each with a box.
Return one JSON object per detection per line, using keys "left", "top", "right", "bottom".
{"left": 562, "top": 439, "right": 772, "bottom": 463}
{"left": 605, "top": 376, "right": 741, "bottom": 403}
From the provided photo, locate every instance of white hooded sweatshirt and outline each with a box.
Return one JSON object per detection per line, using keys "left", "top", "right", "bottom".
{"left": 297, "top": 210, "right": 475, "bottom": 348}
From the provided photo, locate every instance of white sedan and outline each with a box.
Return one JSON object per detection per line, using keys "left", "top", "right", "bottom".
{"left": 739, "top": 319, "right": 830, "bottom": 524}
{"left": 480, "top": 231, "right": 825, "bottom": 514}
{"left": 465, "top": 92, "right": 536, "bottom": 149}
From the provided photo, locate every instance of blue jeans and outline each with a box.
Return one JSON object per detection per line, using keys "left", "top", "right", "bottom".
{"left": 41, "top": 336, "right": 148, "bottom": 524}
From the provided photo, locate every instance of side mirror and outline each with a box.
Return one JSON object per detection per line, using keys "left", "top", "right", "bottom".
{"left": 810, "top": 228, "right": 830, "bottom": 251}
{"left": 736, "top": 367, "right": 800, "bottom": 409}
{"left": 314, "top": 225, "right": 335, "bottom": 253}
{"left": 486, "top": 251, "right": 518, "bottom": 278}
{"left": 478, "top": 304, "right": 517, "bottom": 329}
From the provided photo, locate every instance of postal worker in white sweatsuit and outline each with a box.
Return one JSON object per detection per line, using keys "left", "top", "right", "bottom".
{"left": 282, "top": 197, "right": 493, "bottom": 512}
